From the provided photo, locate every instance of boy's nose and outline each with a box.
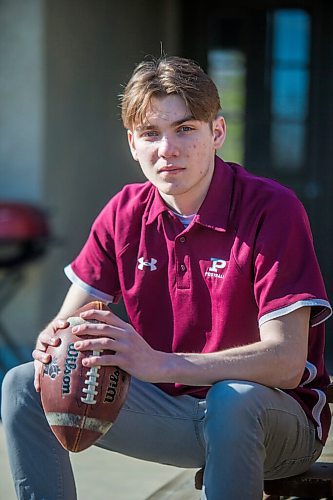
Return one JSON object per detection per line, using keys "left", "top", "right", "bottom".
{"left": 158, "top": 137, "right": 179, "bottom": 158}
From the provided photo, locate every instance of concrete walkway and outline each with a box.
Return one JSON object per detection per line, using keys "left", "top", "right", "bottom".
{"left": 0, "top": 423, "right": 192, "bottom": 499}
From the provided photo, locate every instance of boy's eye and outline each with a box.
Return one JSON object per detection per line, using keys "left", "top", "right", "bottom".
{"left": 178, "top": 125, "right": 194, "bottom": 133}
{"left": 142, "top": 130, "right": 158, "bottom": 138}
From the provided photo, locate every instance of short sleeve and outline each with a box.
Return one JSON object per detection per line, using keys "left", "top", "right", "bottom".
{"left": 253, "top": 190, "right": 332, "bottom": 327}
{"left": 65, "top": 199, "right": 122, "bottom": 303}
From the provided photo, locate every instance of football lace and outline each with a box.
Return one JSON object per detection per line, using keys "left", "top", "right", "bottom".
{"left": 81, "top": 350, "right": 101, "bottom": 404}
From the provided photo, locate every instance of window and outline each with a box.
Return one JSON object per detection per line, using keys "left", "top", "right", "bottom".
{"left": 208, "top": 49, "right": 246, "bottom": 164}
{"left": 269, "top": 9, "right": 311, "bottom": 171}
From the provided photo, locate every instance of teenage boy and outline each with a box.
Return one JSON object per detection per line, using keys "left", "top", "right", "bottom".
{"left": 2, "top": 56, "right": 332, "bottom": 500}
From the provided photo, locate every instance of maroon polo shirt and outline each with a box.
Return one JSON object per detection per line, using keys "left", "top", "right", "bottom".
{"left": 65, "top": 156, "right": 332, "bottom": 443}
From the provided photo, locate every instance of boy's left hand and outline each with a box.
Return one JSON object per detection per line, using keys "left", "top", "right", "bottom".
{"left": 72, "top": 307, "right": 168, "bottom": 383}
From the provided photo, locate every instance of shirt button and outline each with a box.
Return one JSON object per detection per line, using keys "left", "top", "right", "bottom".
{"left": 179, "top": 236, "right": 186, "bottom": 243}
{"left": 180, "top": 264, "right": 186, "bottom": 272}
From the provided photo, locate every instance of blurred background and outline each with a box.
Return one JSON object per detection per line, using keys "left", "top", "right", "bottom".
{"left": 0, "top": 0, "right": 332, "bottom": 400}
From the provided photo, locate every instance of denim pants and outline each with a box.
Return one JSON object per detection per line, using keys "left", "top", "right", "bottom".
{"left": 1, "top": 362, "right": 322, "bottom": 500}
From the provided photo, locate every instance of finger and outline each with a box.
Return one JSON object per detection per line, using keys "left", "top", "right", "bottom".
{"left": 72, "top": 322, "right": 125, "bottom": 338}
{"left": 81, "top": 353, "right": 119, "bottom": 368}
{"left": 32, "top": 349, "right": 52, "bottom": 364}
{"left": 74, "top": 336, "right": 119, "bottom": 352}
{"left": 39, "top": 331, "right": 61, "bottom": 345}
{"left": 34, "top": 361, "right": 42, "bottom": 392}
{"left": 80, "top": 308, "right": 128, "bottom": 328}
{"left": 36, "top": 333, "right": 60, "bottom": 351}
{"left": 52, "top": 319, "right": 69, "bottom": 331}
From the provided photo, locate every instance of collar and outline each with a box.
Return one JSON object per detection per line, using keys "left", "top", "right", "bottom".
{"left": 146, "top": 188, "right": 169, "bottom": 225}
{"left": 195, "top": 156, "right": 234, "bottom": 232}
{"left": 146, "top": 156, "right": 234, "bottom": 231}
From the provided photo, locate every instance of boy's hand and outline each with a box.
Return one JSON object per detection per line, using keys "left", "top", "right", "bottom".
{"left": 72, "top": 308, "right": 168, "bottom": 383}
{"left": 32, "top": 319, "right": 69, "bottom": 392}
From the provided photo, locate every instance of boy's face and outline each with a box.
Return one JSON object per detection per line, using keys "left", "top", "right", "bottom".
{"left": 127, "top": 94, "right": 226, "bottom": 214}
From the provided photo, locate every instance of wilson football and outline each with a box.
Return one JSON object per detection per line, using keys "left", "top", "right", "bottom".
{"left": 40, "top": 301, "right": 131, "bottom": 452}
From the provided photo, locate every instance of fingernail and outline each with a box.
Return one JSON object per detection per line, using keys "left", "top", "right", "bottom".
{"left": 74, "top": 342, "right": 81, "bottom": 349}
{"left": 72, "top": 326, "right": 79, "bottom": 333}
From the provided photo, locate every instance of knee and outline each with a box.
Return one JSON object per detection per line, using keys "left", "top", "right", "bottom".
{"left": 1, "top": 362, "right": 35, "bottom": 421}
{"left": 207, "top": 380, "right": 256, "bottom": 410}
{"left": 2, "top": 362, "right": 33, "bottom": 395}
{"left": 2, "top": 364, "right": 21, "bottom": 401}
{"left": 205, "top": 380, "right": 264, "bottom": 431}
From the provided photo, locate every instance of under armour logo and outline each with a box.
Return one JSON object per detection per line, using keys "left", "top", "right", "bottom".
{"left": 137, "top": 257, "right": 157, "bottom": 271}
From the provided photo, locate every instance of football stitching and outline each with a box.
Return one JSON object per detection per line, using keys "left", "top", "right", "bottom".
{"left": 81, "top": 352, "right": 102, "bottom": 405}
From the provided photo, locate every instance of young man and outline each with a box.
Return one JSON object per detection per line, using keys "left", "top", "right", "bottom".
{"left": 2, "top": 56, "right": 332, "bottom": 499}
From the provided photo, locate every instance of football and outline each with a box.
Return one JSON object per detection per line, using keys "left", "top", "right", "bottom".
{"left": 40, "top": 301, "right": 131, "bottom": 452}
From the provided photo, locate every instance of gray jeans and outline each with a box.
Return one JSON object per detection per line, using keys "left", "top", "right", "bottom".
{"left": 1, "top": 362, "right": 322, "bottom": 500}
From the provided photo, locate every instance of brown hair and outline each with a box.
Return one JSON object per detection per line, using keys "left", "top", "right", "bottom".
{"left": 120, "top": 56, "right": 221, "bottom": 129}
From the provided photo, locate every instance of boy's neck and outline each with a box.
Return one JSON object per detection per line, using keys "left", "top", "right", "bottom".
{"left": 160, "top": 195, "right": 199, "bottom": 217}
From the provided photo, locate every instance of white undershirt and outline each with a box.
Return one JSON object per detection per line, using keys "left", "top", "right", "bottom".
{"left": 171, "top": 210, "right": 196, "bottom": 227}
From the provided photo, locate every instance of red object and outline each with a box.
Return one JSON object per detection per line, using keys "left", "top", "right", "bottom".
{"left": 0, "top": 202, "right": 48, "bottom": 240}
{"left": 40, "top": 301, "right": 131, "bottom": 452}
{"left": 0, "top": 202, "right": 49, "bottom": 266}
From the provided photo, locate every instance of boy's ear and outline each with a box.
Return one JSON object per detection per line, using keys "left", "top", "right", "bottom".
{"left": 213, "top": 116, "right": 227, "bottom": 149}
{"left": 127, "top": 130, "right": 138, "bottom": 161}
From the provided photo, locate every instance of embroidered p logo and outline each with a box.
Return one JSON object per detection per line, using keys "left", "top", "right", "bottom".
{"left": 208, "top": 258, "right": 227, "bottom": 273}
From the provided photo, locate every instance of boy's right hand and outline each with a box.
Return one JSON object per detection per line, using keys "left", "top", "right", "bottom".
{"left": 32, "top": 319, "right": 69, "bottom": 392}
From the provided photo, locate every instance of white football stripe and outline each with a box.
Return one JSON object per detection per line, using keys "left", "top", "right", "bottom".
{"left": 45, "top": 412, "right": 113, "bottom": 433}
{"left": 67, "top": 316, "right": 86, "bottom": 326}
